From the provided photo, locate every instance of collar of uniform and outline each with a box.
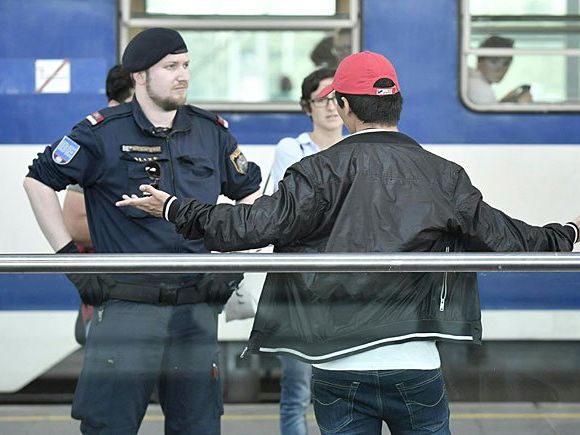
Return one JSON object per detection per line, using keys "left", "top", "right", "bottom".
{"left": 130, "top": 98, "right": 192, "bottom": 135}
{"left": 337, "top": 130, "right": 421, "bottom": 148}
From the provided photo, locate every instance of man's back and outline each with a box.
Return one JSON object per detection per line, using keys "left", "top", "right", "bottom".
{"left": 288, "top": 130, "right": 460, "bottom": 254}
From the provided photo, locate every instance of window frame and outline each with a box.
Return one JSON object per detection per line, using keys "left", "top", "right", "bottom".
{"left": 460, "top": 0, "right": 580, "bottom": 113}
{"left": 119, "top": 0, "right": 361, "bottom": 112}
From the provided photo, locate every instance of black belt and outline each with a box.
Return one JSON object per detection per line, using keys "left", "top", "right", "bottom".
{"left": 108, "top": 282, "right": 207, "bottom": 305}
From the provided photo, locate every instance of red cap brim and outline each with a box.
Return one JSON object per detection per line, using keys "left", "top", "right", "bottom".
{"left": 317, "top": 83, "right": 335, "bottom": 98}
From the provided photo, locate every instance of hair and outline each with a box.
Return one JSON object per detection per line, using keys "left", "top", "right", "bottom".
{"left": 478, "top": 35, "right": 514, "bottom": 62}
{"left": 335, "top": 78, "right": 403, "bottom": 126}
{"left": 479, "top": 35, "right": 514, "bottom": 49}
{"left": 299, "top": 67, "right": 336, "bottom": 112}
{"left": 106, "top": 65, "right": 134, "bottom": 103}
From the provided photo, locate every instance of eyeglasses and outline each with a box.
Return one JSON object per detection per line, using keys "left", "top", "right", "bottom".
{"left": 144, "top": 161, "right": 161, "bottom": 189}
{"left": 309, "top": 95, "right": 337, "bottom": 108}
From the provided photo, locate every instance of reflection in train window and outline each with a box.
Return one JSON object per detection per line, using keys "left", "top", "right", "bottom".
{"left": 122, "top": 0, "right": 358, "bottom": 110}
{"left": 181, "top": 30, "right": 349, "bottom": 103}
{"left": 461, "top": 0, "right": 580, "bottom": 112}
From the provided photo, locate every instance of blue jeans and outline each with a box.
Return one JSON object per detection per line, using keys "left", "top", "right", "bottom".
{"left": 279, "top": 356, "right": 312, "bottom": 435}
{"left": 311, "top": 368, "right": 450, "bottom": 435}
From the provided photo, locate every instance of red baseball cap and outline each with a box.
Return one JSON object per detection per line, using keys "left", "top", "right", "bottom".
{"left": 318, "top": 51, "right": 400, "bottom": 98}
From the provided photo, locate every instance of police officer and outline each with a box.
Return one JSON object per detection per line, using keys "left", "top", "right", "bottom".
{"left": 24, "top": 28, "right": 261, "bottom": 435}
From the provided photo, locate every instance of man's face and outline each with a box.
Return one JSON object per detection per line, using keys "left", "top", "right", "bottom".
{"left": 145, "top": 52, "right": 190, "bottom": 111}
{"left": 308, "top": 77, "right": 343, "bottom": 131}
{"left": 479, "top": 56, "right": 512, "bottom": 83}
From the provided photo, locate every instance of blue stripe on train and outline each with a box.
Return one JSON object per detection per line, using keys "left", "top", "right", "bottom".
{"left": 0, "top": 273, "right": 579, "bottom": 310}
{"left": 0, "top": 275, "right": 79, "bottom": 310}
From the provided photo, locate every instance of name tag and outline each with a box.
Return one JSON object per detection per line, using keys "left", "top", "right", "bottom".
{"left": 121, "top": 145, "right": 162, "bottom": 153}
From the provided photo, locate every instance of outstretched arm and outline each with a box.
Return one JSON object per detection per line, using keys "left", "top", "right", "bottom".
{"left": 117, "top": 165, "right": 325, "bottom": 252}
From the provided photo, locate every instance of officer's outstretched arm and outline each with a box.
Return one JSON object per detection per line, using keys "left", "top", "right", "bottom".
{"left": 23, "top": 176, "right": 74, "bottom": 252}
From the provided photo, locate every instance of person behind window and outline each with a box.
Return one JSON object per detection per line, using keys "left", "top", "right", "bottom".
{"left": 310, "top": 29, "right": 351, "bottom": 69}
{"left": 270, "top": 67, "right": 343, "bottom": 435}
{"left": 272, "top": 75, "right": 294, "bottom": 100}
{"left": 467, "top": 35, "right": 532, "bottom": 104}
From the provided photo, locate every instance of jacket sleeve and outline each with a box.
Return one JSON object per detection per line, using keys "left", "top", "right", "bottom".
{"left": 170, "top": 164, "right": 327, "bottom": 252}
{"left": 453, "top": 168, "right": 575, "bottom": 252}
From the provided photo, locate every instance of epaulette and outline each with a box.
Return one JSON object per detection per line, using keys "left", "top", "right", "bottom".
{"left": 186, "top": 105, "right": 229, "bottom": 129}
{"left": 83, "top": 103, "right": 132, "bottom": 127}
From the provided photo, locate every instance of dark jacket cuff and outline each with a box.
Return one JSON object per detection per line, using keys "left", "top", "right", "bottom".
{"left": 164, "top": 196, "right": 182, "bottom": 223}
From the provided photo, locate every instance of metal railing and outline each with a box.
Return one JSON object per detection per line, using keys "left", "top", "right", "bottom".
{"left": 1, "top": 253, "right": 580, "bottom": 274}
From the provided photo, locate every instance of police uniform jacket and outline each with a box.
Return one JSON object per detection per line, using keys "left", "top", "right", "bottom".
{"left": 165, "top": 130, "right": 576, "bottom": 363}
{"left": 27, "top": 98, "right": 261, "bottom": 296}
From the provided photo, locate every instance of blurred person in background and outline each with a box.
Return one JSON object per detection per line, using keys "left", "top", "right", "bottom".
{"left": 270, "top": 67, "right": 343, "bottom": 435}
{"left": 62, "top": 64, "right": 134, "bottom": 345}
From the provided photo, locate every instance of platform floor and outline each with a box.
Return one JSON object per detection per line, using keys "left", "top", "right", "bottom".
{"left": 2, "top": 402, "right": 580, "bottom": 434}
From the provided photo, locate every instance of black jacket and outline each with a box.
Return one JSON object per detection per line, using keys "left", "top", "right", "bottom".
{"left": 168, "top": 131, "right": 575, "bottom": 363}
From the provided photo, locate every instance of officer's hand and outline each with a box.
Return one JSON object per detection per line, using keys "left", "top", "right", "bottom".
{"left": 66, "top": 273, "right": 115, "bottom": 305}
{"left": 56, "top": 241, "right": 115, "bottom": 305}
{"left": 115, "top": 185, "right": 170, "bottom": 218}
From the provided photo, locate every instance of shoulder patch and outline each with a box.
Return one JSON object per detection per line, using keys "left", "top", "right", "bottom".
{"left": 229, "top": 147, "right": 248, "bottom": 175}
{"left": 86, "top": 111, "right": 104, "bottom": 126}
{"left": 216, "top": 115, "right": 229, "bottom": 129}
{"left": 52, "top": 136, "right": 80, "bottom": 165}
{"left": 187, "top": 105, "right": 229, "bottom": 129}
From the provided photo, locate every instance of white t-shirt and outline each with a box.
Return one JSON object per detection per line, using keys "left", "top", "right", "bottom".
{"left": 313, "top": 341, "right": 441, "bottom": 371}
{"left": 467, "top": 67, "right": 497, "bottom": 104}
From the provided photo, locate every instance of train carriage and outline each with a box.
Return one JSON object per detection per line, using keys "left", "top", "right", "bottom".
{"left": 1, "top": 0, "right": 580, "bottom": 400}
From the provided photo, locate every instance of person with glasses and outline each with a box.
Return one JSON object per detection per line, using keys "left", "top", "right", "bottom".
{"left": 270, "top": 68, "right": 343, "bottom": 435}
{"left": 468, "top": 35, "right": 532, "bottom": 104}
{"left": 24, "top": 28, "right": 261, "bottom": 435}
{"left": 118, "top": 51, "right": 580, "bottom": 435}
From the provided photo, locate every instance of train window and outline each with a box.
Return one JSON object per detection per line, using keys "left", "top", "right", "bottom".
{"left": 120, "top": 0, "right": 359, "bottom": 111}
{"left": 461, "top": 0, "right": 580, "bottom": 112}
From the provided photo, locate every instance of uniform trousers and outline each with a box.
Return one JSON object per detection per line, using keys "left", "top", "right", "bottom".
{"left": 71, "top": 299, "right": 222, "bottom": 435}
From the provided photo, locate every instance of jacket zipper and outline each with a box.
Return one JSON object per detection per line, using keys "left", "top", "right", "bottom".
{"left": 439, "top": 246, "right": 449, "bottom": 311}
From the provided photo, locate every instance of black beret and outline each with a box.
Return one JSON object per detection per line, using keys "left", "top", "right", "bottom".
{"left": 122, "top": 28, "right": 188, "bottom": 73}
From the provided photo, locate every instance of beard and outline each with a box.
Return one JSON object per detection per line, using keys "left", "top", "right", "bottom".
{"left": 145, "top": 76, "right": 187, "bottom": 111}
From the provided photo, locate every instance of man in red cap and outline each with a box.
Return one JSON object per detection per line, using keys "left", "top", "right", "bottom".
{"left": 118, "top": 51, "right": 580, "bottom": 435}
